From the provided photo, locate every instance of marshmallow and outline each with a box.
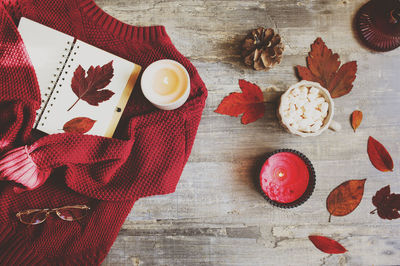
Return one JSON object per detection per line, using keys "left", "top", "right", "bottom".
{"left": 320, "top": 102, "right": 329, "bottom": 114}
{"left": 307, "top": 92, "right": 318, "bottom": 101}
{"left": 294, "top": 98, "right": 307, "bottom": 109}
{"left": 310, "top": 121, "right": 323, "bottom": 132}
{"left": 309, "top": 87, "right": 319, "bottom": 95}
{"left": 314, "top": 96, "right": 325, "bottom": 105}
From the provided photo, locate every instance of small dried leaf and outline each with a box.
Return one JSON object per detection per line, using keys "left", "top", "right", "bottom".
{"left": 309, "top": 235, "right": 347, "bottom": 254}
{"left": 327, "top": 179, "right": 366, "bottom": 219}
{"left": 372, "top": 185, "right": 400, "bottom": 220}
{"left": 63, "top": 117, "right": 96, "bottom": 134}
{"left": 215, "top": 79, "right": 265, "bottom": 124}
{"left": 351, "top": 110, "right": 363, "bottom": 132}
{"left": 367, "top": 137, "right": 394, "bottom": 172}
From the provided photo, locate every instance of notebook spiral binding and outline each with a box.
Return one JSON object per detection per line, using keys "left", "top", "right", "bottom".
{"left": 35, "top": 40, "right": 79, "bottom": 128}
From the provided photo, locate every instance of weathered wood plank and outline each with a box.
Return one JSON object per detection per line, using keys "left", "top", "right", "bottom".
{"left": 97, "top": 0, "right": 400, "bottom": 265}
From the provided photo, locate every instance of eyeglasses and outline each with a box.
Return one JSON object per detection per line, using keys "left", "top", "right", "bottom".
{"left": 16, "top": 205, "right": 90, "bottom": 225}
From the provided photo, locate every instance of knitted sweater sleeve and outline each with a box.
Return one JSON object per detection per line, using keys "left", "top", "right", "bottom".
{"left": 0, "top": 1, "right": 207, "bottom": 200}
{"left": 0, "top": 1, "right": 40, "bottom": 150}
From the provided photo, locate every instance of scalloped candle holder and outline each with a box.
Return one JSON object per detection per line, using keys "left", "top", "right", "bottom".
{"left": 356, "top": 0, "right": 400, "bottom": 51}
{"left": 258, "top": 149, "right": 316, "bottom": 208}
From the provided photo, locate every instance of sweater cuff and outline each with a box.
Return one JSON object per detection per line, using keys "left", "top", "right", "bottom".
{"left": 0, "top": 145, "right": 51, "bottom": 191}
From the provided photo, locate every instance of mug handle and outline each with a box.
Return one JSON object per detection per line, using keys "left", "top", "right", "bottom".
{"left": 329, "top": 120, "right": 342, "bottom": 132}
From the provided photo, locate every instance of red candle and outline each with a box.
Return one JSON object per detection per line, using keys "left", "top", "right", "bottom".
{"left": 260, "top": 152, "right": 310, "bottom": 203}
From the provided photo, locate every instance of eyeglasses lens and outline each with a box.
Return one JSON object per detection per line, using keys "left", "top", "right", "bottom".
{"left": 19, "top": 210, "right": 48, "bottom": 225}
{"left": 57, "top": 207, "right": 89, "bottom": 221}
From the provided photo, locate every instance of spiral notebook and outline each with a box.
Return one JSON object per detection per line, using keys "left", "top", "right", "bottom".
{"left": 18, "top": 17, "right": 141, "bottom": 137}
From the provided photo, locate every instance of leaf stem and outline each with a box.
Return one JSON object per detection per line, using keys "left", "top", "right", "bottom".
{"left": 67, "top": 98, "right": 80, "bottom": 112}
{"left": 328, "top": 213, "right": 332, "bottom": 223}
{"left": 370, "top": 208, "right": 377, "bottom": 214}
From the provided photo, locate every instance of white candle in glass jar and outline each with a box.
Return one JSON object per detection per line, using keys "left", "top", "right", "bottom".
{"left": 141, "top": 59, "right": 190, "bottom": 110}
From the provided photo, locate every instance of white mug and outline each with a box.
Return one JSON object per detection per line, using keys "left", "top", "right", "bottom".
{"left": 277, "top": 80, "right": 341, "bottom": 137}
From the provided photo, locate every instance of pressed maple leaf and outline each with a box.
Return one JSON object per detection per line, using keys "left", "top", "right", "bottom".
{"left": 63, "top": 117, "right": 96, "bottom": 134}
{"left": 296, "top": 38, "right": 357, "bottom": 98}
{"left": 68, "top": 61, "right": 115, "bottom": 111}
{"left": 371, "top": 185, "right": 400, "bottom": 220}
{"left": 326, "top": 179, "right": 366, "bottom": 222}
{"left": 367, "top": 136, "right": 394, "bottom": 172}
{"left": 351, "top": 110, "right": 363, "bottom": 132}
{"left": 308, "top": 235, "right": 347, "bottom": 254}
{"left": 214, "top": 79, "right": 265, "bottom": 124}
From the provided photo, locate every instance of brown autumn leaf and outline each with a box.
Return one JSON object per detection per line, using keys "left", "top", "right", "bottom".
{"left": 309, "top": 235, "right": 347, "bottom": 254}
{"left": 367, "top": 137, "right": 394, "bottom": 172}
{"left": 63, "top": 117, "right": 96, "bottom": 134}
{"left": 326, "top": 179, "right": 366, "bottom": 222}
{"left": 371, "top": 185, "right": 400, "bottom": 220}
{"left": 351, "top": 110, "right": 363, "bottom": 132}
{"left": 214, "top": 79, "right": 265, "bottom": 124}
{"left": 296, "top": 38, "right": 357, "bottom": 98}
{"left": 68, "top": 61, "right": 115, "bottom": 111}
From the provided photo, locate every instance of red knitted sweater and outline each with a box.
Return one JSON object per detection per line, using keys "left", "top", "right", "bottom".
{"left": 0, "top": 0, "right": 207, "bottom": 264}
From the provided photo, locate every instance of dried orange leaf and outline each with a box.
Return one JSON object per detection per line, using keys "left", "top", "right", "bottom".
{"left": 327, "top": 179, "right": 366, "bottom": 220}
{"left": 296, "top": 38, "right": 357, "bottom": 98}
{"left": 63, "top": 117, "right": 96, "bottom": 134}
{"left": 351, "top": 110, "right": 363, "bottom": 132}
{"left": 309, "top": 235, "right": 347, "bottom": 254}
{"left": 367, "top": 137, "right": 394, "bottom": 172}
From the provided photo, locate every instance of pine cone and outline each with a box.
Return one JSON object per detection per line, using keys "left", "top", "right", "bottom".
{"left": 242, "top": 27, "right": 284, "bottom": 71}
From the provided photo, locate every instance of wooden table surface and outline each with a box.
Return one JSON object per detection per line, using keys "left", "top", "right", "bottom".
{"left": 98, "top": 0, "right": 400, "bottom": 265}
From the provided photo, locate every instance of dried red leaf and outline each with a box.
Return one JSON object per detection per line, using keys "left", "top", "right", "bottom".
{"left": 309, "top": 235, "right": 347, "bottom": 254}
{"left": 372, "top": 185, "right": 400, "bottom": 220}
{"left": 367, "top": 137, "right": 394, "bottom": 172}
{"left": 326, "top": 179, "right": 366, "bottom": 221}
{"left": 63, "top": 117, "right": 96, "bottom": 134}
{"left": 351, "top": 110, "right": 363, "bottom": 132}
{"left": 68, "top": 61, "right": 115, "bottom": 111}
{"left": 296, "top": 38, "right": 357, "bottom": 98}
{"left": 214, "top": 79, "right": 265, "bottom": 124}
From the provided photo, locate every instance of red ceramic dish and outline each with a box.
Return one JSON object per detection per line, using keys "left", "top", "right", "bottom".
{"left": 259, "top": 149, "right": 315, "bottom": 208}
{"left": 356, "top": 0, "right": 400, "bottom": 51}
